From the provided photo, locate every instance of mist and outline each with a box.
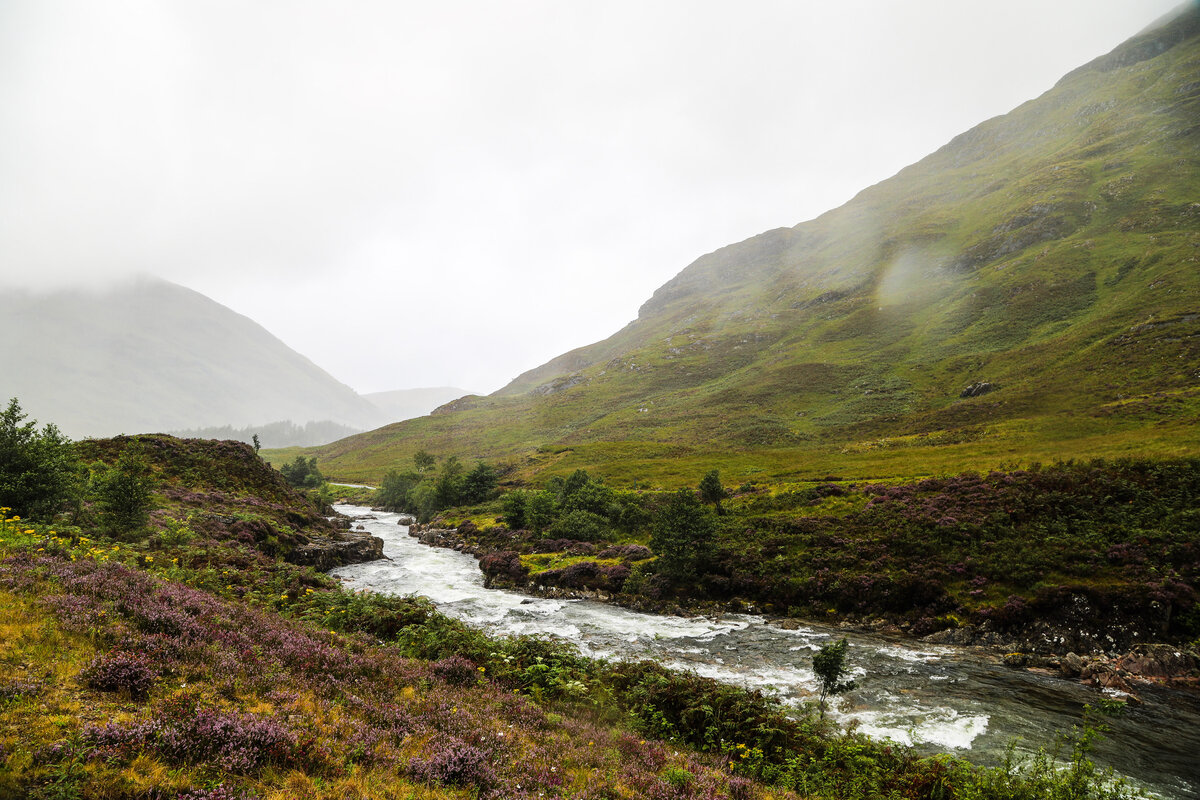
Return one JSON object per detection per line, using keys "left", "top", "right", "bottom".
{"left": 0, "top": 1, "right": 1182, "bottom": 393}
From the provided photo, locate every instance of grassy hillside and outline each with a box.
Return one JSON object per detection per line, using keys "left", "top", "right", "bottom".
{"left": 2, "top": 435, "right": 1141, "bottom": 799}
{"left": 298, "top": 7, "right": 1200, "bottom": 487}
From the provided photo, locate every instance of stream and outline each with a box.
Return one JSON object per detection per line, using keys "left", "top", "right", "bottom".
{"left": 330, "top": 505, "right": 1200, "bottom": 799}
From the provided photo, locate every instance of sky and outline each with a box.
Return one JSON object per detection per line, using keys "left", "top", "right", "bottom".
{"left": 0, "top": 1, "right": 1185, "bottom": 395}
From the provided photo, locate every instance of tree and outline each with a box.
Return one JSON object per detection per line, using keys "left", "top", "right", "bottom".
{"left": 501, "top": 490, "right": 528, "bottom": 529}
{"left": 698, "top": 469, "right": 728, "bottom": 515}
{"left": 413, "top": 450, "right": 436, "bottom": 474}
{"left": 377, "top": 469, "right": 420, "bottom": 511}
{"left": 525, "top": 490, "right": 557, "bottom": 533}
{"left": 812, "top": 637, "right": 856, "bottom": 719}
{"left": 251, "top": 434, "right": 261, "bottom": 453}
{"left": 461, "top": 461, "right": 499, "bottom": 504}
{"left": 280, "top": 456, "right": 323, "bottom": 489}
{"left": 96, "top": 444, "right": 157, "bottom": 536}
{"left": 432, "top": 455, "right": 465, "bottom": 509}
{"left": 0, "top": 398, "right": 80, "bottom": 520}
{"left": 650, "top": 489, "right": 715, "bottom": 582}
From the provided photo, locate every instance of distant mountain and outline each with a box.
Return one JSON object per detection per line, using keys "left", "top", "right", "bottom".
{"left": 0, "top": 277, "right": 384, "bottom": 438}
{"left": 167, "top": 420, "right": 364, "bottom": 449}
{"left": 308, "top": 6, "right": 1200, "bottom": 484}
{"left": 363, "top": 387, "right": 472, "bottom": 424}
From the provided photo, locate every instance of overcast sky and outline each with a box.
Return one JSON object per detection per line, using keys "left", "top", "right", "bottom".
{"left": 0, "top": 1, "right": 1183, "bottom": 395}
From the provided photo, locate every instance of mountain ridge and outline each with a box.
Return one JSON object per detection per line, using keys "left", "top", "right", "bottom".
{"left": 290, "top": 7, "right": 1200, "bottom": 482}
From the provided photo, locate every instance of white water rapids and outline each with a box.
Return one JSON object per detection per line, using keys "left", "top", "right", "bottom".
{"left": 330, "top": 505, "right": 1200, "bottom": 799}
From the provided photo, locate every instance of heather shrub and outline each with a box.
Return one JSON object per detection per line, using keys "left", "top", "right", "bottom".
{"left": 157, "top": 708, "right": 298, "bottom": 773}
{"left": 431, "top": 654, "right": 480, "bottom": 687}
{"left": 596, "top": 544, "right": 653, "bottom": 561}
{"left": 80, "top": 650, "right": 157, "bottom": 699}
{"left": 176, "top": 786, "right": 258, "bottom": 800}
{"left": 408, "top": 737, "right": 495, "bottom": 789}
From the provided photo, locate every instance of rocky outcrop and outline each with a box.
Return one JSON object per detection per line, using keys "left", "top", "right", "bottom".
{"left": 287, "top": 528, "right": 385, "bottom": 571}
{"left": 960, "top": 381, "right": 999, "bottom": 398}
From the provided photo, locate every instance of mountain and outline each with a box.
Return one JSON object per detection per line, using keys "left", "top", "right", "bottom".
{"left": 312, "top": 7, "right": 1200, "bottom": 483}
{"left": 0, "top": 277, "right": 384, "bottom": 438}
{"left": 363, "top": 387, "right": 473, "bottom": 424}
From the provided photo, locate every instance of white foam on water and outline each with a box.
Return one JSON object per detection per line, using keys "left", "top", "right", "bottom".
{"left": 874, "top": 644, "right": 950, "bottom": 663}
{"left": 840, "top": 695, "right": 989, "bottom": 750}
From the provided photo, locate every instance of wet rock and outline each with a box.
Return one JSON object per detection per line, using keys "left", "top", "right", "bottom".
{"left": 1115, "top": 644, "right": 1197, "bottom": 679}
{"left": 1002, "top": 652, "right": 1030, "bottom": 668}
{"left": 397, "top": 514, "right": 417, "bottom": 525}
{"left": 1061, "top": 652, "right": 1085, "bottom": 678}
{"left": 287, "top": 529, "right": 385, "bottom": 571}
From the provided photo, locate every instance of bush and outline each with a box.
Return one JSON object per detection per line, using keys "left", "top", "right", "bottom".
{"left": 80, "top": 651, "right": 157, "bottom": 699}
{"left": 546, "top": 509, "right": 612, "bottom": 542}
{"left": 279, "top": 456, "right": 322, "bottom": 489}
{"left": 95, "top": 444, "right": 157, "bottom": 535}
{"left": 431, "top": 655, "right": 480, "bottom": 687}
{"left": 408, "top": 738, "right": 495, "bottom": 789}
{"left": 0, "top": 397, "right": 80, "bottom": 520}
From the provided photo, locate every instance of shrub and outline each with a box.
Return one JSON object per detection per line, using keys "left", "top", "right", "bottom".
{"left": 431, "top": 655, "right": 480, "bottom": 687}
{"left": 0, "top": 397, "right": 80, "bottom": 520}
{"left": 80, "top": 650, "right": 157, "bottom": 699}
{"left": 95, "top": 444, "right": 157, "bottom": 535}
{"left": 408, "top": 738, "right": 495, "bottom": 789}
{"left": 546, "top": 509, "right": 612, "bottom": 542}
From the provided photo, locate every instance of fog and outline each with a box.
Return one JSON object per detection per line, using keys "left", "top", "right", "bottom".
{"left": 0, "top": 1, "right": 1182, "bottom": 394}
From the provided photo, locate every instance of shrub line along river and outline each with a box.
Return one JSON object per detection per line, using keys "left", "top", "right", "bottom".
{"left": 331, "top": 504, "right": 1200, "bottom": 799}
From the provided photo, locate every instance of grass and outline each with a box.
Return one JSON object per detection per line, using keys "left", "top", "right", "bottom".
{"left": 0, "top": 436, "right": 1159, "bottom": 799}
{"left": 272, "top": 13, "right": 1200, "bottom": 490}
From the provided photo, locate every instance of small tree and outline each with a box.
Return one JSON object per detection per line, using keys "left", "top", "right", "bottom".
{"left": 813, "top": 637, "right": 856, "bottom": 719}
{"left": 433, "top": 456, "right": 465, "bottom": 509}
{"left": 461, "top": 461, "right": 498, "bottom": 505}
{"left": 280, "top": 456, "right": 323, "bottom": 489}
{"left": 377, "top": 469, "right": 420, "bottom": 511}
{"left": 96, "top": 444, "right": 157, "bottom": 536}
{"left": 525, "top": 490, "right": 557, "bottom": 533}
{"left": 650, "top": 488, "right": 715, "bottom": 582}
{"left": 413, "top": 450, "right": 437, "bottom": 474}
{"left": 0, "top": 397, "right": 80, "bottom": 520}
{"left": 251, "top": 434, "right": 261, "bottom": 453}
{"left": 501, "top": 490, "right": 528, "bottom": 529}
{"left": 698, "top": 469, "right": 728, "bottom": 515}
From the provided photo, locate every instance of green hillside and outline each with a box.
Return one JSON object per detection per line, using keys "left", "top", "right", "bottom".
{"left": 306, "top": 7, "right": 1200, "bottom": 486}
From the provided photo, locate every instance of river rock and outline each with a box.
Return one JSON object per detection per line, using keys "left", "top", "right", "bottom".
{"left": 1115, "top": 644, "right": 1197, "bottom": 679}
{"left": 287, "top": 529, "right": 385, "bottom": 571}
{"left": 1060, "top": 652, "right": 1085, "bottom": 678}
{"left": 397, "top": 514, "right": 417, "bottom": 525}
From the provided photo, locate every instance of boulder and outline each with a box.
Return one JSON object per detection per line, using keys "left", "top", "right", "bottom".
{"left": 960, "top": 381, "right": 999, "bottom": 398}
{"left": 287, "top": 529, "right": 385, "bottom": 571}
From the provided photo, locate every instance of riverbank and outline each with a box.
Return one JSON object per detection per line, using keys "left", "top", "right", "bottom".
{"left": 403, "top": 518, "right": 1200, "bottom": 697}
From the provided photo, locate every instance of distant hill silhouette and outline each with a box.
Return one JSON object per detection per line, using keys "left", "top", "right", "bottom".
{"left": 0, "top": 277, "right": 384, "bottom": 438}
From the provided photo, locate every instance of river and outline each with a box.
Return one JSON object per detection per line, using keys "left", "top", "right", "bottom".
{"left": 330, "top": 505, "right": 1200, "bottom": 799}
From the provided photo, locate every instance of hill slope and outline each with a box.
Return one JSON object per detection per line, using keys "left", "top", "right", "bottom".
{"left": 0, "top": 277, "right": 384, "bottom": 438}
{"left": 312, "top": 7, "right": 1200, "bottom": 483}
{"left": 363, "top": 386, "right": 473, "bottom": 424}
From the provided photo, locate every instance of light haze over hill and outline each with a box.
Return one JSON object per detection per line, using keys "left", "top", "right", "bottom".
{"left": 0, "top": 277, "right": 385, "bottom": 438}
{"left": 308, "top": 5, "right": 1200, "bottom": 483}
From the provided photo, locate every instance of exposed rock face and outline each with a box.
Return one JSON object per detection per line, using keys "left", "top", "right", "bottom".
{"left": 960, "top": 381, "right": 999, "bottom": 398}
{"left": 287, "top": 529, "right": 385, "bottom": 571}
